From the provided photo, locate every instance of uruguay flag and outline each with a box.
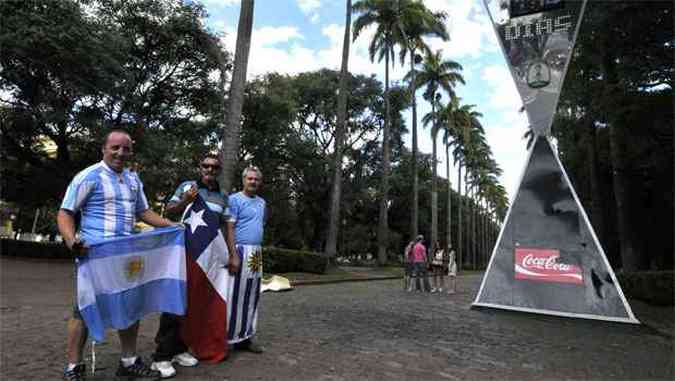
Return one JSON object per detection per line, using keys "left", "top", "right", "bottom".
{"left": 77, "top": 226, "right": 187, "bottom": 342}
{"left": 180, "top": 195, "right": 230, "bottom": 363}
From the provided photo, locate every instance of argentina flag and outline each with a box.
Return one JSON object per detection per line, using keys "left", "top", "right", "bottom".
{"left": 77, "top": 226, "right": 187, "bottom": 341}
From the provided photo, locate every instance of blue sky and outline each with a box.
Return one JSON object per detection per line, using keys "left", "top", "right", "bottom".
{"left": 198, "top": 0, "right": 530, "bottom": 200}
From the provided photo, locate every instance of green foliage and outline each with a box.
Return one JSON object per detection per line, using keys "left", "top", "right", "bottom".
{"left": 552, "top": 0, "right": 673, "bottom": 270}
{"left": 617, "top": 271, "right": 674, "bottom": 306}
{"left": 1, "top": 0, "right": 506, "bottom": 264}
{"left": 1, "top": 0, "right": 230, "bottom": 212}
{"left": 239, "top": 70, "right": 409, "bottom": 253}
{"left": 263, "top": 246, "right": 328, "bottom": 274}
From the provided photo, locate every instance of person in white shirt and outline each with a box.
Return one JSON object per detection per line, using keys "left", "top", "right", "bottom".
{"left": 447, "top": 246, "right": 457, "bottom": 294}
{"left": 430, "top": 241, "right": 445, "bottom": 293}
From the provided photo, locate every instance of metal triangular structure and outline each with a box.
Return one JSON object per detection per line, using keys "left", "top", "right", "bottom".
{"left": 473, "top": 136, "right": 639, "bottom": 324}
{"left": 483, "top": 0, "right": 588, "bottom": 136}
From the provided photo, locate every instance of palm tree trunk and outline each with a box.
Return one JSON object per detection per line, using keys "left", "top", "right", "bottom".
{"left": 445, "top": 143, "right": 451, "bottom": 249}
{"left": 482, "top": 200, "right": 488, "bottom": 268}
{"left": 457, "top": 163, "right": 462, "bottom": 271}
{"left": 219, "top": 0, "right": 255, "bottom": 193}
{"left": 325, "top": 0, "right": 351, "bottom": 260}
{"left": 464, "top": 170, "right": 469, "bottom": 269}
{"left": 410, "top": 47, "right": 419, "bottom": 240}
{"left": 377, "top": 49, "right": 391, "bottom": 266}
{"left": 471, "top": 187, "right": 477, "bottom": 270}
{"left": 430, "top": 100, "right": 438, "bottom": 249}
{"left": 470, "top": 184, "right": 475, "bottom": 269}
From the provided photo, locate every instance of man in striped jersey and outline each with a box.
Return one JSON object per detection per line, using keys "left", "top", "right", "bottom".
{"left": 57, "top": 129, "right": 178, "bottom": 381}
{"left": 226, "top": 166, "right": 266, "bottom": 353}
{"left": 151, "top": 153, "right": 240, "bottom": 378}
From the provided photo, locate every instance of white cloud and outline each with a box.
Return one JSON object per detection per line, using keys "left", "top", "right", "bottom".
{"left": 481, "top": 65, "right": 522, "bottom": 112}
{"left": 423, "top": 0, "right": 499, "bottom": 59}
{"left": 222, "top": 22, "right": 402, "bottom": 81}
{"left": 483, "top": 116, "right": 529, "bottom": 200}
{"left": 297, "top": 0, "right": 320, "bottom": 13}
{"left": 297, "top": 0, "right": 321, "bottom": 24}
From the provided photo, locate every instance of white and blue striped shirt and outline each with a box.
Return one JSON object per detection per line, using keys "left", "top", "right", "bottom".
{"left": 60, "top": 161, "right": 150, "bottom": 244}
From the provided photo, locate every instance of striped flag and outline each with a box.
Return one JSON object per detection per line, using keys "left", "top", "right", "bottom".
{"left": 180, "top": 195, "right": 230, "bottom": 363}
{"left": 77, "top": 226, "right": 187, "bottom": 342}
{"left": 227, "top": 244, "right": 262, "bottom": 344}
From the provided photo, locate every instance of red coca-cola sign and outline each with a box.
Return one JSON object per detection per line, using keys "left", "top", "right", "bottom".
{"left": 514, "top": 247, "right": 583, "bottom": 285}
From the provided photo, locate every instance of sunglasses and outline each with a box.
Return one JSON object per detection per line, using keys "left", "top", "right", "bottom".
{"left": 201, "top": 163, "right": 221, "bottom": 170}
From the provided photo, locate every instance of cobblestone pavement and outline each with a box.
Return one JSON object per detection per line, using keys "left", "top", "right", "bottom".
{"left": 1, "top": 257, "right": 673, "bottom": 380}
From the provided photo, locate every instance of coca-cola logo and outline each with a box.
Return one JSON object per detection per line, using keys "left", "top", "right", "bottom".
{"left": 514, "top": 248, "right": 583, "bottom": 285}
{"left": 521, "top": 254, "right": 572, "bottom": 272}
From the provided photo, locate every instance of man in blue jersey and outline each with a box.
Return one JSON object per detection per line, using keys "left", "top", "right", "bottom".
{"left": 151, "top": 153, "right": 240, "bottom": 378}
{"left": 226, "top": 166, "right": 266, "bottom": 353}
{"left": 57, "top": 129, "right": 177, "bottom": 381}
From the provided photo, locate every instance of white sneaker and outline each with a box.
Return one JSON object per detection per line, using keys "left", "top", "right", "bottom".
{"left": 151, "top": 361, "right": 176, "bottom": 379}
{"left": 431, "top": 288, "right": 437, "bottom": 293}
{"left": 172, "top": 352, "right": 198, "bottom": 367}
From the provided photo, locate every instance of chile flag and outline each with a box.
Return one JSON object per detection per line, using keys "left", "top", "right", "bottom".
{"left": 181, "top": 195, "right": 230, "bottom": 362}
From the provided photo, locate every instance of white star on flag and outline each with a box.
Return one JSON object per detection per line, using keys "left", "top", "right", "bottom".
{"left": 184, "top": 208, "right": 208, "bottom": 234}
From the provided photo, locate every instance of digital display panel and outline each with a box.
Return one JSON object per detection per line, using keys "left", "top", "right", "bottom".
{"left": 509, "top": 0, "right": 565, "bottom": 18}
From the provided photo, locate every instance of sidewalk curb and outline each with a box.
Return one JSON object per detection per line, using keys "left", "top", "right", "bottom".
{"left": 291, "top": 275, "right": 402, "bottom": 286}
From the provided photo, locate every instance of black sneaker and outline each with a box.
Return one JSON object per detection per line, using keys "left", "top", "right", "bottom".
{"left": 236, "top": 338, "right": 264, "bottom": 354}
{"left": 115, "top": 357, "right": 160, "bottom": 380}
{"left": 63, "top": 364, "right": 86, "bottom": 381}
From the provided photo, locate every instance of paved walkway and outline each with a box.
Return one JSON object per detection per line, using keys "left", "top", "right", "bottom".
{"left": 1, "top": 257, "right": 673, "bottom": 380}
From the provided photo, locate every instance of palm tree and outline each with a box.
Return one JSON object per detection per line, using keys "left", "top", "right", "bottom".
{"left": 440, "top": 97, "right": 470, "bottom": 250}
{"left": 412, "top": 49, "right": 464, "bottom": 248}
{"left": 219, "top": 0, "right": 255, "bottom": 193}
{"left": 396, "top": 1, "right": 449, "bottom": 240}
{"left": 352, "top": 0, "right": 401, "bottom": 265}
{"left": 451, "top": 112, "right": 483, "bottom": 268}
{"left": 442, "top": 116, "right": 456, "bottom": 251}
{"left": 325, "top": 0, "right": 352, "bottom": 261}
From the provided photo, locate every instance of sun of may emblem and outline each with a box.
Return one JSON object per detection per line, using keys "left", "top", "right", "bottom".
{"left": 248, "top": 250, "right": 262, "bottom": 273}
{"left": 125, "top": 256, "right": 145, "bottom": 281}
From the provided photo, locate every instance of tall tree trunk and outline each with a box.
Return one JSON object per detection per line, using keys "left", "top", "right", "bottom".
{"left": 410, "top": 47, "right": 419, "bottom": 240}
{"left": 377, "top": 49, "right": 391, "bottom": 266}
{"left": 464, "top": 170, "right": 469, "bottom": 268}
{"left": 608, "top": 118, "right": 639, "bottom": 271}
{"left": 325, "top": 0, "right": 351, "bottom": 260}
{"left": 471, "top": 187, "right": 477, "bottom": 270}
{"left": 587, "top": 121, "right": 605, "bottom": 246}
{"left": 483, "top": 200, "right": 488, "bottom": 268}
{"left": 466, "top": 186, "right": 476, "bottom": 270}
{"left": 445, "top": 143, "right": 452, "bottom": 249}
{"left": 430, "top": 100, "right": 438, "bottom": 249}
{"left": 602, "top": 47, "right": 639, "bottom": 271}
{"left": 55, "top": 121, "right": 71, "bottom": 163}
{"left": 219, "top": 0, "right": 255, "bottom": 194}
{"left": 457, "top": 163, "right": 462, "bottom": 271}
